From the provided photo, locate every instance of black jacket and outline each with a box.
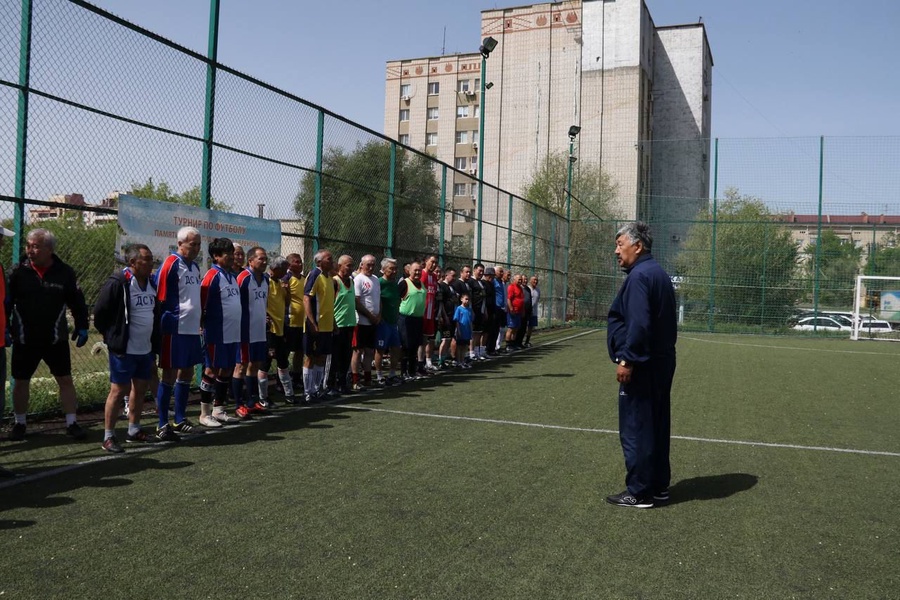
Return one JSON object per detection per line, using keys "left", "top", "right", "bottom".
{"left": 8, "top": 254, "right": 89, "bottom": 346}
{"left": 93, "top": 268, "right": 160, "bottom": 355}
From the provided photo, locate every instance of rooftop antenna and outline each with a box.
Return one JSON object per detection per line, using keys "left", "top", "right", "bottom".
{"left": 442, "top": 26, "right": 446, "bottom": 55}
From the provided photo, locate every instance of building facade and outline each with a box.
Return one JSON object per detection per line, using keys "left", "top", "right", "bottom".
{"left": 384, "top": 0, "right": 713, "bottom": 260}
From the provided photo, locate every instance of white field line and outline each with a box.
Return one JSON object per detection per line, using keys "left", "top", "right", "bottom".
{"left": 681, "top": 335, "right": 900, "bottom": 356}
{"left": 330, "top": 405, "right": 900, "bottom": 458}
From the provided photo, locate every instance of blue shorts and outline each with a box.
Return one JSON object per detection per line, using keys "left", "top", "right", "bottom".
{"left": 109, "top": 352, "right": 155, "bottom": 384}
{"left": 159, "top": 334, "right": 203, "bottom": 370}
{"left": 507, "top": 313, "right": 522, "bottom": 329}
{"left": 529, "top": 315, "right": 538, "bottom": 327}
{"left": 303, "top": 331, "right": 333, "bottom": 357}
{"left": 238, "top": 341, "right": 268, "bottom": 364}
{"left": 206, "top": 342, "right": 238, "bottom": 369}
{"left": 377, "top": 322, "right": 401, "bottom": 350}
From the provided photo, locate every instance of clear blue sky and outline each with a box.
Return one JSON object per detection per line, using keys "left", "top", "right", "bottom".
{"left": 90, "top": 0, "right": 900, "bottom": 139}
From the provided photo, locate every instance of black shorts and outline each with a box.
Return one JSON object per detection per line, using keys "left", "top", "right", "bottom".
{"left": 12, "top": 340, "right": 72, "bottom": 379}
{"left": 353, "top": 324, "right": 377, "bottom": 349}
{"left": 286, "top": 326, "right": 304, "bottom": 353}
{"left": 267, "top": 332, "right": 289, "bottom": 369}
{"left": 473, "top": 311, "right": 485, "bottom": 333}
{"left": 303, "top": 330, "right": 333, "bottom": 357}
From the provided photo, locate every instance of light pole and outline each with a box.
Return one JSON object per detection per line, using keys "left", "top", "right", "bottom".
{"left": 476, "top": 36, "right": 497, "bottom": 263}
{"left": 563, "top": 125, "right": 580, "bottom": 322}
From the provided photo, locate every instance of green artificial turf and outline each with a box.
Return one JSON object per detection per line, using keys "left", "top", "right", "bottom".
{"left": 1, "top": 329, "right": 897, "bottom": 599}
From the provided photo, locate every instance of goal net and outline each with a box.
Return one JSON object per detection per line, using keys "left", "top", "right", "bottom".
{"left": 851, "top": 275, "right": 900, "bottom": 341}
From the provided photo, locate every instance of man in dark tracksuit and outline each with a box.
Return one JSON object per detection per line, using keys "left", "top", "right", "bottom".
{"left": 606, "top": 221, "right": 677, "bottom": 509}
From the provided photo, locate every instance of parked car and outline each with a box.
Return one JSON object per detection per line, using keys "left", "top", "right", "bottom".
{"left": 857, "top": 319, "right": 893, "bottom": 333}
{"left": 792, "top": 316, "right": 851, "bottom": 332}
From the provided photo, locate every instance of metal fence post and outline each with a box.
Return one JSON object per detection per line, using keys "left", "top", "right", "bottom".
{"left": 439, "top": 164, "right": 447, "bottom": 266}
{"left": 707, "top": 137, "right": 719, "bottom": 333}
{"left": 530, "top": 203, "right": 537, "bottom": 274}
{"left": 387, "top": 141, "right": 396, "bottom": 257}
{"left": 13, "top": 0, "right": 33, "bottom": 256}
{"left": 313, "top": 110, "right": 324, "bottom": 253}
{"left": 200, "top": 0, "right": 220, "bottom": 210}
{"left": 813, "top": 136, "right": 824, "bottom": 327}
{"left": 760, "top": 225, "right": 769, "bottom": 331}
{"left": 548, "top": 218, "right": 556, "bottom": 327}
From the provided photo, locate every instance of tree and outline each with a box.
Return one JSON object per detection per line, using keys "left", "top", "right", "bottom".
{"left": 128, "top": 178, "right": 232, "bottom": 212}
{"left": 294, "top": 141, "right": 441, "bottom": 257}
{"left": 804, "top": 229, "right": 861, "bottom": 307}
{"left": 676, "top": 188, "right": 801, "bottom": 327}
{"left": 521, "top": 152, "right": 619, "bottom": 320}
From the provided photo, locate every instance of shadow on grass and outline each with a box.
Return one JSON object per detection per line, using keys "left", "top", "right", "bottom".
{"left": 667, "top": 473, "right": 758, "bottom": 505}
{"left": 0, "top": 455, "right": 194, "bottom": 528}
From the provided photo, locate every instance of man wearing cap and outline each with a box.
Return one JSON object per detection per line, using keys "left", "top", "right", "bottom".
{"left": 7, "top": 228, "right": 90, "bottom": 442}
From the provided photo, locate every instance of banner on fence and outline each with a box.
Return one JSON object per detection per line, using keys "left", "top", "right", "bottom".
{"left": 116, "top": 195, "right": 281, "bottom": 269}
{"left": 880, "top": 291, "right": 900, "bottom": 321}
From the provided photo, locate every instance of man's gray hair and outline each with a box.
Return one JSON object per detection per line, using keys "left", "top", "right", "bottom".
{"left": 177, "top": 226, "right": 200, "bottom": 243}
{"left": 616, "top": 221, "right": 653, "bottom": 251}
{"left": 269, "top": 256, "right": 289, "bottom": 270}
{"left": 313, "top": 249, "right": 330, "bottom": 266}
{"left": 27, "top": 228, "right": 56, "bottom": 251}
{"left": 381, "top": 257, "right": 397, "bottom": 270}
{"left": 124, "top": 243, "right": 150, "bottom": 264}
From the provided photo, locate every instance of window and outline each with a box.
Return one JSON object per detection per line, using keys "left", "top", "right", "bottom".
{"left": 454, "top": 211, "right": 467, "bottom": 222}
{"left": 399, "top": 84, "right": 411, "bottom": 97}
{"left": 457, "top": 79, "right": 470, "bottom": 92}
{"left": 453, "top": 183, "right": 468, "bottom": 197}
{"left": 455, "top": 131, "right": 469, "bottom": 144}
{"left": 428, "top": 82, "right": 440, "bottom": 95}
{"left": 474, "top": 79, "right": 480, "bottom": 90}
{"left": 472, "top": 130, "right": 479, "bottom": 141}
{"left": 399, "top": 109, "right": 409, "bottom": 122}
{"left": 398, "top": 134, "right": 410, "bottom": 146}
{"left": 427, "top": 107, "right": 439, "bottom": 120}
{"left": 474, "top": 105, "right": 480, "bottom": 118}
{"left": 454, "top": 157, "right": 467, "bottom": 170}
{"left": 457, "top": 106, "right": 470, "bottom": 119}
{"left": 426, "top": 132, "right": 438, "bottom": 146}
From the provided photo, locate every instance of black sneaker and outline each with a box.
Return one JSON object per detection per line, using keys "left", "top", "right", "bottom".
{"left": 9, "top": 423, "right": 26, "bottom": 441}
{"left": 605, "top": 490, "right": 654, "bottom": 509}
{"left": 171, "top": 419, "right": 196, "bottom": 434}
{"left": 125, "top": 430, "right": 150, "bottom": 443}
{"left": 653, "top": 489, "right": 670, "bottom": 503}
{"left": 156, "top": 424, "right": 181, "bottom": 442}
{"left": 101, "top": 436, "right": 124, "bottom": 454}
{"left": 66, "top": 422, "right": 88, "bottom": 441}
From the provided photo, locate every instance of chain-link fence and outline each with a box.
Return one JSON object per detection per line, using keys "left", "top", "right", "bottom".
{"left": 0, "top": 0, "right": 569, "bottom": 411}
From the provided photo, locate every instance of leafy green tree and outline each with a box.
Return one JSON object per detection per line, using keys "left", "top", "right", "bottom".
{"left": 294, "top": 141, "right": 441, "bottom": 257}
{"left": 676, "top": 188, "right": 801, "bottom": 327}
{"left": 521, "top": 152, "right": 619, "bottom": 320}
{"left": 804, "top": 229, "right": 861, "bottom": 307}
{"left": 128, "top": 178, "right": 232, "bottom": 212}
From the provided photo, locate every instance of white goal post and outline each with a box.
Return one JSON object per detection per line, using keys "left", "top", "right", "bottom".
{"left": 851, "top": 275, "right": 900, "bottom": 341}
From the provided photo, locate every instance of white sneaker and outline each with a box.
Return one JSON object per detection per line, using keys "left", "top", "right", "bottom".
{"left": 212, "top": 409, "right": 240, "bottom": 424}
{"left": 199, "top": 414, "right": 223, "bottom": 428}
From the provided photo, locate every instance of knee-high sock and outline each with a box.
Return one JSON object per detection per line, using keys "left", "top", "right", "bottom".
{"left": 200, "top": 374, "right": 215, "bottom": 404}
{"left": 257, "top": 372, "right": 269, "bottom": 400}
{"left": 156, "top": 381, "right": 173, "bottom": 429}
{"left": 244, "top": 376, "right": 257, "bottom": 404}
{"left": 231, "top": 377, "right": 245, "bottom": 408}
{"left": 174, "top": 380, "right": 190, "bottom": 424}
{"left": 314, "top": 365, "right": 325, "bottom": 392}
{"left": 277, "top": 368, "right": 294, "bottom": 397}
{"left": 214, "top": 378, "right": 230, "bottom": 407}
{"left": 302, "top": 367, "right": 312, "bottom": 396}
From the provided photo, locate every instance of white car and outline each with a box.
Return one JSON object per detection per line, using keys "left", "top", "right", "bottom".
{"left": 792, "top": 316, "right": 851, "bottom": 332}
{"left": 857, "top": 319, "right": 893, "bottom": 333}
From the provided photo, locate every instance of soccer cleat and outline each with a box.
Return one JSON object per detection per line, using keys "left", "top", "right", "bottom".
{"left": 171, "top": 419, "right": 197, "bottom": 434}
{"left": 101, "top": 436, "right": 124, "bottom": 454}
{"left": 351, "top": 382, "right": 365, "bottom": 392}
{"left": 212, "top": 408, "right": 241, "bottom": 424}
{"left": 156, "top": 424, "right": 181, "bottom": 442}
{"left": 66, "top": 422, "right": 88, "bottom": 441}
{"left": 9, "top": 423, "right": 26, "bottom": 441}
{"left": 605, "top": 490, "right": 654, "bottom": 509}
{"left": 199, "top": 414, "right": 223, "bottom": 428}
{"left": 235, "top": 405, "right": 253, "bottom": 420}
{"left": 125, "top": 429, "right": 150, "bottom": 443}
{"left": 250, "top": 402, "right": 268, "bottom": 414}
{"left": 283, "top": 395, "right": 299, "bottom": 405}
{"left": 258, "top": 398, "right": 273, "bottom": 410}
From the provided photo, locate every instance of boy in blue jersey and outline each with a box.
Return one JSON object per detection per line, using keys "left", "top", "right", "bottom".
{"left": 200, "top": 238, "right": 242, "bottom": 426}
{"left": 453, "top": 293, "right": 474, "bottom": 369}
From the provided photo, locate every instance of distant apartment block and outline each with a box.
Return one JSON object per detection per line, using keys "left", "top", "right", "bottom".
{"left": 384, "top": 0, "right": 712, "bottom": 258}
{"left": 29, "top": 192, "right": 120, "bottom": 227}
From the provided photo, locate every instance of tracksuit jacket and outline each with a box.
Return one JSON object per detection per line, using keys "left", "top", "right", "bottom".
{"left": 93, "top": 268, "right": 160, "bottom": 355}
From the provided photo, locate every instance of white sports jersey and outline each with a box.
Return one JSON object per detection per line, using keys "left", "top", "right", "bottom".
{"left": 157, "top": 254, "right": 202, "bottom": 335}
{"left": 126, "top": 273, "right": 155, "bottom": 355}
{"left": 354, "top": 273, "right": 381, "bottom": 325}
{"left": 238, "top": 269, "right": 269, "bottom": 344}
